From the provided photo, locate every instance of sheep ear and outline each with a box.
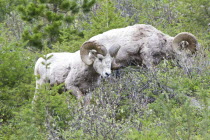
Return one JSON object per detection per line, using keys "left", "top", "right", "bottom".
{"left": 109, "top": 44, "right": 121, "bottom": 57}
{"left": 89, "top": 50, "right": 97, "bottom": 56}
{"left": 89, "top": 50, "right": 97, "bottom": 60}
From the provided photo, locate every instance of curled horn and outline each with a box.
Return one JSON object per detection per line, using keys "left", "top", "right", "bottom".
{"left": 109, "top": 44, "right": 122, "bottom": 70}
{"left": 111, "top": 59, "right": 122, "bottom": 70}
{"left": 109, "top": 44, "right": 121, "bottom": 57}
{"left": 80, "top": 41, "right": 107, "bottom": 65}
{"left": 172, "top": 32, "right": 198, "bottom": 54}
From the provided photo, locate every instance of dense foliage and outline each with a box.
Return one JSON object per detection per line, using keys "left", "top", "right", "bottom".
{"left": 0, "top": 0, "right": 209, "bottom": 139}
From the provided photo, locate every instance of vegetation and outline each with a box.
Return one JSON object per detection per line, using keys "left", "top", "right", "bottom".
{"left": 0, "top": 0, "right": 209, "bottom": 139}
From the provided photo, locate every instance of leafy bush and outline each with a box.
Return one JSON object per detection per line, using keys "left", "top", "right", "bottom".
{"left": 0, "top": 38, "right": 35, "bottom": 123}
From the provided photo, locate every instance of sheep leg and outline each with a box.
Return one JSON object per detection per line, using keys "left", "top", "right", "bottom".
{"left": 67, "top": 86, "right": 84, "bottom": 100}
{"left": 67, "top": 87, "right": 92, "bottom": 107}
{"left": 141, "top": 53, "right": 155, "bottom": 69}
{"left": 84, "top": 92, "right": 92, "bottom": 106}
{"left": 32, "top": 79, "right": 45, "bottom": 104}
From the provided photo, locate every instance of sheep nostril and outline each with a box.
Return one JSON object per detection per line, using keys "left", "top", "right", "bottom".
{"left": 105, "top": 72, "right": 110, "bottom": 77}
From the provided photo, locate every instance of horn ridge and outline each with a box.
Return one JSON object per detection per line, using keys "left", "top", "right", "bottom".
{"left": 80, "top": 41, "right": 107, "bottom": 65}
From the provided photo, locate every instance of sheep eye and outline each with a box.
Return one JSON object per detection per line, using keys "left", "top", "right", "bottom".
{"left": 99, "top": 58, "right": 103, "bottom": 61}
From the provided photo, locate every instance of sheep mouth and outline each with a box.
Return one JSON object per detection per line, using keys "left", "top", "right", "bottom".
{"left": 101, "top": 73, "right": 111, "bottom": 78}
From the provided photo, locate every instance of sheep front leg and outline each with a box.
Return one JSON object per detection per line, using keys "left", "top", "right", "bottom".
{"left": 141, "top": 52, "right": 155, "bottom": 69}
{"left": 84, "top": 92, "right": 92, "bottom": 106}
{"left": 67, "top": 86, "right": 84, "bottom": 100}
{"left": 68, "top": 87, "right": 92, "bottom": 107}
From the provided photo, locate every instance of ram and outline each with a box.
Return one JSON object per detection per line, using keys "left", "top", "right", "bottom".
{"left": 88, "top": 24, "right": 198, "bottom": 69}
{"left": 33, "top": 41, "right": 119, "bottom": 105}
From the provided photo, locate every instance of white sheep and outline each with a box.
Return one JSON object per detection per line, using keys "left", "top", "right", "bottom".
{"left": 33, "top": 41, "right": 119, "bottom": 105}
{"left": 88, "top": 24, "right": 198, "bottom": 69}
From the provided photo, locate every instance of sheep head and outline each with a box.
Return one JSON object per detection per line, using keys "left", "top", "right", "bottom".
{"left": 80, "top": 41, "right": 112, "bottom": 78}
{"left": 170, "top": 32, "right": 199, "bottom": 68}
{"left": 172, "top": 32, "right": 198, "bottom": 56}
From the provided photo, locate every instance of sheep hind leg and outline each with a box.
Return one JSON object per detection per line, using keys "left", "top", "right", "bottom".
{"left": 32, "top": 79, "right": 45, "bottom": 105}
{"left": 32, "top": 83, "right": 39, "bottom": 105}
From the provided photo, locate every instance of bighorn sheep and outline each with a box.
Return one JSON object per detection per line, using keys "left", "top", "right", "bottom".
{"left": 88, "top": 24, "right": 198, "bottom": 69}
{"left": 33, "top": 41, "right": 118, "bottom": 104}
